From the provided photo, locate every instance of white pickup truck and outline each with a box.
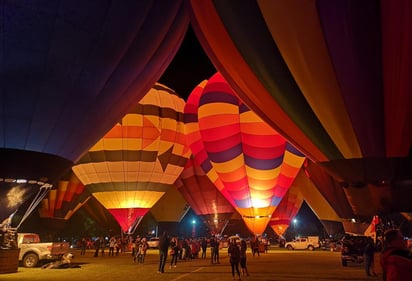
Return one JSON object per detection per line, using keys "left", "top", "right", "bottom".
{"left": 285, "top": 236, "right": 320, "bottom": 251}
{"left": 18, "top": 233, "right": 70, "bottom": 267}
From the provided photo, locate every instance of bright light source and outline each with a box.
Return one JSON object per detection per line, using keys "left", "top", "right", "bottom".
{"left": 192, "top": 219, "right": 196, "bottom": 225}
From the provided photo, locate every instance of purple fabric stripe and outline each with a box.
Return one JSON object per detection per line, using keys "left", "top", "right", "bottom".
{"left": 234, "top": 198, "right": 252, "bottom": 209}
{"left": 199, "top": 91, "right": 238, "bottom": 106}
{"left": 270, "top": 196, "right": 282, "bottom": 207}
{"left": 317, "top": 0, "right": 385, "bottom": 157}
{"left": 286, "top": 143, "right": 305, "bottom": 157}
{"left": 208, "top": 143, "right": 242, "bottom": 163}
{"left": 244, "top": 154, "right": 283, "bottom": 170}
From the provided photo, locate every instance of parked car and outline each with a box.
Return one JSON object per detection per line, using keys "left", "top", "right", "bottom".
{"left": 341, "top": 235, "right": 369, "bottom": 266}
{"left": 147, "top": 237, "right": 159, "bottom": 249}
{"left": 285, "top": 236, "right": 320, "bottom": 251}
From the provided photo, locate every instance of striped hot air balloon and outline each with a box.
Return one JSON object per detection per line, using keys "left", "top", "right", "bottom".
{"left": 175, "top": 157, "right": 235, "bottom": 235}
{"left": 189, "top": 0, "right": 412, "bottom": 215}
{"left": 0, "top": 0, "right": 190, "bottom": 227}
{"left": 268, "top": 181, "right": 304, "bottom": 237}
{"left": 184, "top": 73, "right": 305, "bottom": 235}
{"left": 72, "top": 84, "right": 190, "bottom": 233}
{"left": 37, "top": 172, "right": 91, "bottom": 233}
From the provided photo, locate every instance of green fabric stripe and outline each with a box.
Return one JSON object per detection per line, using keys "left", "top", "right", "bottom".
{"left": 213, "top": 0, "right": 342, "bottom": 160}
{"left": 77, "top": 150, "right": 158, "bottom": 164}
{"left": 87, "top": 182, "right": 172, "bottom": 193}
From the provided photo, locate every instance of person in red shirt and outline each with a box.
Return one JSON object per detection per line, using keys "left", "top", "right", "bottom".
{"left": 381, "top": 229, "right": 412, "bottom": 281}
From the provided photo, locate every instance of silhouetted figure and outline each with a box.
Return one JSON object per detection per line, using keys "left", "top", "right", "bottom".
{"left": 157, "top": 232, "right": 170, "bottom": 273}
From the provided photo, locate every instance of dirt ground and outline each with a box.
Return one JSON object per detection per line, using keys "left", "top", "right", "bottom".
{"left": 0, "top": 248, "right": 381, "bottom": 281}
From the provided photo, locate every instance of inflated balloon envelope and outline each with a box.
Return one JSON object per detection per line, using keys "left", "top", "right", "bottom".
{"left": 0, "top": 0, "right": 190, "bottom": 226}
{"left": 189, "top": 0, "right": 412, "bottom": 216}
{"left": 175, "top": 157, "right": 235, "bottom": 235}
{"left": 184, "top": 73, "right": 305, "bottom": 235}
{"left": 73, "top": 84, "right": 190, "bottom": 233}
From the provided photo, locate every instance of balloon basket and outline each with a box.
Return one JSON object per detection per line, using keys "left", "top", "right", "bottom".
{"left": 0, "top": 249, "right": 20, "bottom": 274}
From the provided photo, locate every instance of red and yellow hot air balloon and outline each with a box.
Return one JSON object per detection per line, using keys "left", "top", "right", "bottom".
{"left": 175, "top": 157, "right": 235, "bottom": 235}
{"left": 184, "top": 73, "right": 305, "bottom": 235}
{"left": 72, "top": 84, "right": 190, "bottom": 233}
{"left": 268, "top": 182, "right": 304, "bottom": 237}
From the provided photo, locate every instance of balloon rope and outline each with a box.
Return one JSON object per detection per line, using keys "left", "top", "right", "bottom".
{"left": 16, "top": 184, "right": 53, "bottom": 229}
{"left": 126, "top": 216, "right": 144, "bottom": 235}
{"left": 220, "top": 219, "right": 230, "bottom": 236}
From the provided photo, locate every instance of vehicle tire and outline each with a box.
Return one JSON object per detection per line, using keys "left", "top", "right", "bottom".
{"left": 308, "top": 245, "right": 314, "bottom": 251}
{"left": 23, "top": 253, "right": 39, "bottom": 268}
{"left": 286, "top": 245, "right": 293, "bottom": 250}
{"left": 341, "top": 259, "right": 347, "bottom": 267}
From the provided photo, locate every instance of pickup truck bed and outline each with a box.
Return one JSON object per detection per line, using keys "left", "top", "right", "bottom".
{"left": 18, "top": 233, "right": 70, "bottom": 267}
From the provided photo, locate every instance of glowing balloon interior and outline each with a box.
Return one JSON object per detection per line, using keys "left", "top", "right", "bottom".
{"left": 73, "top": 84, "right": 190, "bottom": 232}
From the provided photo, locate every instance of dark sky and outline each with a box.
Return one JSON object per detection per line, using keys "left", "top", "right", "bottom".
{"left": 158, "top": 26, "right": 216, "bottom": 100}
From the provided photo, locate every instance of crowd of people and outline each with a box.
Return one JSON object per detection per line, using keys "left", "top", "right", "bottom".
{"left": 73, "top": 232, "right": 271, "bottom": 279}
{"left": 72, "top": 229, "right": 412, "bottom": 280}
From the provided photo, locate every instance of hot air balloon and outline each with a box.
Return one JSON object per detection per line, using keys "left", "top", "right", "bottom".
{"left": 293, "top": 170, "right": 346, "bottom": 236}
{"left": 150, "top": 185, "right": 191, "bottom": 235}
{"left": 175, "top": 157, "right": 235, "bottom": 235}
{"left": 37, "top": 172, "right": 91, "bottom": 233}
{"left": 184, "top": 73, "right": 305, "bottom": 235}
{"left": 72, "top": 84, "right": 190, "bottom": 233}
{"left": 188, "top": 0, "right": 412, "bottom": 216}
{"left": 77, "top": 196, "right": 120, "bottom": 235}
{"left": 268, "top": 181, "right": 304, "bottom": 237}
{"left": 0, "top": 0, "right": 190, "bottom": 228}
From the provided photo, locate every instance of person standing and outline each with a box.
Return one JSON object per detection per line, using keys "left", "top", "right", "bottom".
{"left": 228, "top": 239, "right": 241, "bottom": 280}
{"left": 363, "top": 237, "right": 376, "bottom": 276}
{"left": 240, "top": 239, "right": 250, "bottom": 277}
{"left": 109, "top": 236, "right": 116, "bottom": 256}
{"left": 93, "top": 237, "right": 100, "bottom": 257}
{"left": 169, "top": 237, "right": 179, "bottom": 269}
{"left": 213, "top": 237, "right": 220, "bottom": 264}
{"left": 252, "top": 236, "right": 260, "bottom": 256}
{"left": 209, "top": 236, "right": 216, "bottom": 264}
{"left": 158, "top": 232, "right": 170, "bottom": 273}
{"left": 80, "top": 237, "right": 87, "bottom": 255}
{"left": 137, "top": 238, "right": 148, "bottom": 264}
{"left": 381, "top": 229, "right": 412, "bottom": 281}
{"left": 99, "top": 237, "right": 105, "bottom": 256}
{"left": 201, "top": 237, "right": 207, "bottom": 259}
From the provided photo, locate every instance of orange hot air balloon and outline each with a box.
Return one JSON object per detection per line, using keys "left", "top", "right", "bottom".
{"left": 72, "top": 84, "right": 190, "bottom": 233}
{"left": 37, "top": 172, "right": 91, "bottom": 232}
{"left": 184, "top": 73, "right": 305, "bottom": 235}
{"left": 175, "top": 157, "right": 235, "bottom": 235}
